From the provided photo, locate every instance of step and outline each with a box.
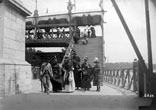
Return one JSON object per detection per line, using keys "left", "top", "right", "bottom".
{"left": 74, "top": 37, "right": 103, "bottom": 67}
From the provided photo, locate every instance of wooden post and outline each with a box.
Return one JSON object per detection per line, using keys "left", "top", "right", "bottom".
{"left": 145, "top": 0, "right": 153, "bottom": 96}
{"left": 100, "top": 0, "right": 105, "bottom": 74}
{"left": 121, "top": 69, "right": 125, "bottom": 88}
{"left": 151, "top": 73, "right": 156, "bottom": 96}
{"left": 138, "top": 61, "right": 145, "bottom": 97}
{"left": 133, "top": 59, "right": 138, "bottom": 92}
{"left": 151, "top": 73, "right": 156, "bottom": 107}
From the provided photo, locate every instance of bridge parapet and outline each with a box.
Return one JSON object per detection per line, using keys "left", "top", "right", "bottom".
{"left": 103, "top": 68, "right": 137, "bottom": 92}
{"left": 104, "top": 61, "right": 156, "bottom": 98}
{"left": 26, "top": 37, "right": 71, "bottom": 47}
{"left": 61, "top": 38, "right": 74, "bottom": 65}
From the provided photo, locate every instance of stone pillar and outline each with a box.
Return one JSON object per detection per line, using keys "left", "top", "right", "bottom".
{"left": 0, "top": 0, "right": 32, "bottom": 97}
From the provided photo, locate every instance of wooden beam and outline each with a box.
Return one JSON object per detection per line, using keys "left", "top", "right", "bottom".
{"left": 145, "top": 0, "right": 153, "bottom": 95}
{"left": 26, "top": 23, "right": 76, "bottom": 29}
{"left": 111, "top": 0, "right": 148, "bottom": 75}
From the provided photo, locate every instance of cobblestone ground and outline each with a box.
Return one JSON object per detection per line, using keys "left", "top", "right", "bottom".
{"left": 0, "top": 80, "right": 152, "bottom": 110}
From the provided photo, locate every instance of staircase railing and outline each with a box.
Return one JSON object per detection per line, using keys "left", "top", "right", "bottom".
{"left": 61, "top": 37, "right": 74, "bottom": 65}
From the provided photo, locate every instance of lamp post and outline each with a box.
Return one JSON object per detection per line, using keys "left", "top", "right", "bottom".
{"left": 34, "top": 0, "right": 38, "bottom": 18}
{"left": 67, "top": 0, "right": 73, "bottom": 38}
{"left": 33, "top": 0, "right": 38, "bottom": 39}
{"left": 99, "top": 0, "right": 105, "bottom": 71}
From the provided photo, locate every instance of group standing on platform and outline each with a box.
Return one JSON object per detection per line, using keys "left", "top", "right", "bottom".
{"left": 39, "top": 50, "right": 102, "bottom": 94}
{"left": 26, "top": 25, "right": 96, "bottom": 46}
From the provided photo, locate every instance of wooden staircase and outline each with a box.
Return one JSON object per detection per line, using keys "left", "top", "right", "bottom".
{"left": 74, "top": 36, "right": 103, "bottom": 67}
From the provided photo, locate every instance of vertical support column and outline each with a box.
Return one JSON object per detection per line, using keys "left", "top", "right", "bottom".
{"left": 145, "top": 0, "right": 153, "bottom": 95}
{"left": 33, "top": 0, "right": 39, "bottom": 39}
{"left": 138, "top": 61, "right": 145, "bottom": 97}
{"left": 0, "top": 0, "right": 32, "bottom": 97}
{"left": 67, "top": 0, "right": 73, "bottom": 38}
{"left": 99, "top": 0, "right": 106, "bottom": 84}
{"left": 121, "top": 69, "right": 124, "bottom": 88}
{"left": 133, "top": 59, "right": 138, "bottom": 92}
{"left": 101, "top": 23, "right": 104, "bottom": 71}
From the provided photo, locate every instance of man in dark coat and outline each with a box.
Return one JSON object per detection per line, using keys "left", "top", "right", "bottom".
{"left": 51, "top": 57, "right": 63, "bottom": 92}
{"left": 72, "top": 53, "right": 81, "bottom": 90}
{"left": 81, "top": 56, "right": 91, "bottom": 90}
{"left": 92, "top": 57, "right": 101, "bottom": 91}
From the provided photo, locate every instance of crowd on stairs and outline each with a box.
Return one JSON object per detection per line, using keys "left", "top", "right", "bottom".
{"left": 73, "top": 26, "right": 97, "bottom": 45}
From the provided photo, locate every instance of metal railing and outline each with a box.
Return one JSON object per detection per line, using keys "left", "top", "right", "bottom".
{"left": 103, "top": 61, "right": 156, "bottom": 98}
{"left": 61, "top": 37, "right": 74, "bottom": 65}
{"left": 103, "top": 68, "right": 138, "bottom": 92}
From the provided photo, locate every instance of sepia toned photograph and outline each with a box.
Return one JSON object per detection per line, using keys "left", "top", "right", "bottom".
{"left": 0, "top": 0, "right": 156, "bottom": 110}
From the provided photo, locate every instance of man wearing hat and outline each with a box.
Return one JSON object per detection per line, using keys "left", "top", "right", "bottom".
{"left": 92, "top": 57, "right": 101, "bottom": 91}
{"left": 72, "top": 53, "right": 81, "bottom": 90}
{"left": 40, "top": 58, "right": 53, "bottom": 94}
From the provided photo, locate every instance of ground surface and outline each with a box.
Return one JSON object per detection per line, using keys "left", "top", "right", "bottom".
{"left": 0, "top": 80, "right": 152, "bottom": 110}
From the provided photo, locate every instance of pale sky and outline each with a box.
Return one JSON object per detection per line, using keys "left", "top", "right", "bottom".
{"left": 22, "top": 0, "right": 156, "bottom": 63}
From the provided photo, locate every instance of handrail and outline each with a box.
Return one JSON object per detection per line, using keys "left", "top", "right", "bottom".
{"left": 104, "top": 63, "right": 156, "bottom": 98}
{"left": 26, "top": 37, "right": 71, "bottom": 43}
{"left": 60, "top": 37, "right": 74, "bottom": 65}
{"left": 103, "top": 68, "right": 138, "bottom": 92}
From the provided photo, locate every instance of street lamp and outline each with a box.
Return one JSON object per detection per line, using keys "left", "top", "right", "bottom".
{"left": 67, "top": 0, "right": 73, "bottom": 38}
{"left": 67, "top": 0, "right": 73, "bottom": 13}
{"left": 33, "top": 0, "right": 38, "bottom": 39}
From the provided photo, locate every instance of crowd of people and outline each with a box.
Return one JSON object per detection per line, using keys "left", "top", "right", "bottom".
{"left": 26, "top": 26, "right": 96, "bottom": 45}
{"left": 39, "top": 50, "right": 102, "bottom": 94}
{"left": 74, "top": 26, "right": 97, "bottom": 45}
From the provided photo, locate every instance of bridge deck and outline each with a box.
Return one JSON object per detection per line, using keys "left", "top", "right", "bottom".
{"left": 26, "top": 38, "right": 70, "bottom": 47}
{"left": 0, "top": 80, "right": 152, "bottom": 110}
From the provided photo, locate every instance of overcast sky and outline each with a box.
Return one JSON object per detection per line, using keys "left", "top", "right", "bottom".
{"left": 22, "top": 0, "right": 156, "bottom": 63}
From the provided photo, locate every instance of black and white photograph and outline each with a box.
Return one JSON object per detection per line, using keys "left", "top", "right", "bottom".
{"left": 0, "top": 0, "right": 156, "bottom": 110}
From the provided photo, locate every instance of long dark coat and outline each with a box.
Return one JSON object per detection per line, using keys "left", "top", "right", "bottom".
{"left": 92, "top": 64, "right": 101, "bottom": 86}
{"left": 81, "top": 62, "right": 91, "bottom": 89}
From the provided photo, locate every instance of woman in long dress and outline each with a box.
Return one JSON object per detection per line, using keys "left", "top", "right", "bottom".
{"left": 51, "top": 62, "right": 63, "bottom": 92}
{"left": 62, "top": 57, "right": 75, "bottom": 92}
